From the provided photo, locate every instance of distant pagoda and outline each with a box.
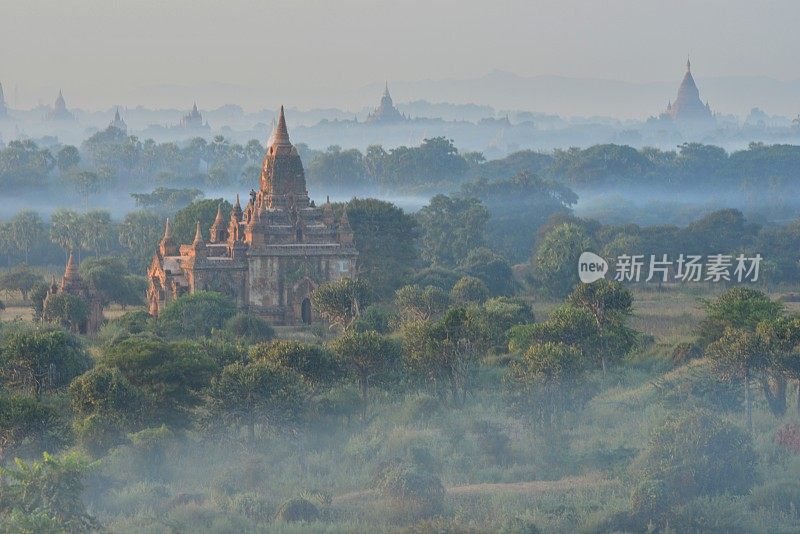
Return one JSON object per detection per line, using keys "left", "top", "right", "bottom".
{"left": 180, "top": 101, "right": 206, "bottom": 129}
{"left": 109, "top": 107, "right": 127, "bottom": 132}
{"left": 0, "top": 82, "right": 7, "bottom": 118}
{"left": 661, "top": 58, "right": 713, "bottom": 122}
{"left": 365, "top": 82, "right": 407, "bottom": 124}
{"left": 46, "top": 90, "right": 75, "bottom": 121}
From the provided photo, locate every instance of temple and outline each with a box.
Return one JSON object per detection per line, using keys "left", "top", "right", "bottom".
{"left": 46, "top": 90, "right": 75, "bottom": 121}
{"left": 180, "top": 102, "right": 206, "bottom": 129}
{"left": 661, "top": 58, "right": 714, "bottom": 122}
{"left": 43, "top": 251, "right": 103, "bottom": 334}
{"left": 0, "top": 82, "right": 7, "bottom": 118}
{"left": 109, "top": 108, "right": 127, "bottom": 132}
{"left": 365, "top": 82, "right": 407, "bottom": 124}
{"left": 147, "top": 106, "right": 359, "bottom": 325}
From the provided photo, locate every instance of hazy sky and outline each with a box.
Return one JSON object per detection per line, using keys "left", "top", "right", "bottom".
{"left": 2, "top": 0, "right": 798, "bottom": 111}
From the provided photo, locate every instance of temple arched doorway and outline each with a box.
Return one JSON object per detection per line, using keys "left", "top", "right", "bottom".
{"left": 301, "top": 297, "right": 312, "bottom": 325}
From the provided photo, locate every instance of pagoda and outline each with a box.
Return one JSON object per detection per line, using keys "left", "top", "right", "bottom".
{"left": 0, "top": 82, "right": 7, "bottom": 118}
{"left": 46, "top": 90, "right": 75, "bottom": 121}
{"left": 147, "top": 106, "right": 359, "bottom": 326}
{"left": 109, "top": 108, "right": 127, "bottom": 132}
{"left": 661, "top": 58, "right": 713, "bottom": 122}
{"left": 365, "top": 82, "right": 407, "bottom": 124}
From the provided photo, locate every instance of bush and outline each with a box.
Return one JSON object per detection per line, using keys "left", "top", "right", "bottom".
{"left": 667, "top": 495, "right": 752, "bottom": 534}
{"left": 469, "top": 420, "right": 512, "bottom": 466}
{"left": 157, "top": 291, "right": 237, "bottom": 338}
{"left": 274, "top": 496, "right": 319, "bottom": 522}
{"left": 450, "top": 276, "right": 490, "bottom": 305}
{"left": 749, "top": 480, "right": 800, "bottom": 513}
{"left": 671, "top": 341, "right": 702, "bottom": 364}
{"left": 629, "top": 409, "right": 759, "bottom": 518}
{"left": 775, "top": 421, "right": 800, "bottom": 454}
{"left": 374, "top": 461, "right": 445, "bottom": 520}
{"left": 221, "top": 313, "right": 275, "bottom": 344}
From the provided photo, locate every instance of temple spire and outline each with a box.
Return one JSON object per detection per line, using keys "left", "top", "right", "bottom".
{"left": 213, "top": 203, "right": 224, "bottom": 224}
{"left": 686, "top": 56, "right": 691, "bottom": 73}
{"left": 64, "top": 250, "right": 77, "bottom": 279}
{"left": 193, "top": 220, "right": 204, "bottom": 244}
{"left": 163, "top": 217, "right": 172, "bottom": 240}
{"left": 271, "top": 105, "right": 291, "bottom": 146}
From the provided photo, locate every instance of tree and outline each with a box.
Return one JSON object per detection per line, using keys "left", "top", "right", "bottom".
{"left": 69, "top": 366, "right": 144, "bottom": 454}
{"left": 79, "top": 256, "right": 144, "bottom": 308}
{"left": 65, "top": 170, "right": 110, "bottom": 201}
{"left": 457, "top": 247, "right": 514, "bottom": 295}
{"left": 403, "top": 308, "right": 483, "bottom": 405}
{"left": 532, "top": 222, "right": 595, "bottom": 298}
{"left": 698, "top": 287, "right": 783, "bottom": 346}
{"left": 706, "top": 328, "right": 769, "bottom": 432}
{"left": 0, "top": 452, "right": 101, "bottom": 532}
{"left": 0, "top": 395, "right": 70, "bottom": 464}
{"left": 42, "top": 293, "right": 88, "bottom": 333}
{"left": 629, "top": 409, "right": 758, "bottom": 520}
{"left": 222, "top": 313, "right": 275, "bottom": 344}
{"left": 345, "top": 198, "right": 419, "bottom": 299}
{"left": 55, "top": 145, "right": 80, "bottom": 174}
{"left": 250, "top": 340, "right": 340, "bottom": 388}
{"left": 49, "top": 209, "right": 83, "bottom": 260}
{"left": 567, "top": 279, "right": 635, "bottom": 373}
{"left": 504, "top": 341, "right": 588, "bottom": 429}
{"left": 0, "top": 265, "right": 44, "bottom": 301}
{"left": 158, "top": 290, "right": 237, "bottom": 338}
{"left": 459, "top": 171, "right": 577, "bottom": 263}
{"left": 171, "top": 198, "right": 232, "bottom": 245}
{"left": 118, "top": 210, "right": 163, "bottom": 270}
{"left": 394, "top": 285, "right": 450, "bottom": 323}
{"left": 102, "top": 335, "right": 216, "bottom": 427}
{"left": 207, "top": 360, "right": 307, "bottom": 443}
{"left": 330, "top": 330, "right": 402, "bottom": 419}
{"left": 311, "top": 278, "right": 371, "bottom": 330}
{"left": 417, "top": 195, "right": 490, "bottom": 267}
{"left": 307, "top": 145, "right": 367, "bottom": 192}
{"left": 450, "top": 276, "right": 489, "bottom": 305}
{"left": 79, "top": 210, "right": 114, "bottom": 257}
{"left": 0, "top": 327, "right": 91, "bottom": 398}
{"left": 10, "top": 210, "right": 45, "bottom": 264}
{"left": 131, "top": 187, "right": 204, "bottom": 214}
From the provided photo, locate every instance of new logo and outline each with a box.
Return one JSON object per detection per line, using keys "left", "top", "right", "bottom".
{"left": 578, "top": 252, "right": 608, "bottom": 283}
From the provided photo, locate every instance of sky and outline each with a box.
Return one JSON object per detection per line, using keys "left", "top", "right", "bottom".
{"left": 1, "top": 0, "right": 798, "bottom": 113}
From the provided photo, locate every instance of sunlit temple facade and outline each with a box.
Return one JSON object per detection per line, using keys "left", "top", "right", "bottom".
{"left": 147, "top": 107, "right": 359, "bottom": 326}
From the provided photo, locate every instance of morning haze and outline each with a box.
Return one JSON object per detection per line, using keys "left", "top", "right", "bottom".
{"left": 2, "top": 0, "right": 799, "bottom": 116}
{"left": 4, "top": 2, "right": 800, "bottom": 533}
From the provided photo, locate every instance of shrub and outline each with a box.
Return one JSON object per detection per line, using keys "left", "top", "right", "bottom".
{"left": 671, "top": 341, "right": 702, "bottom": 364}
{"left": 274, "top": 496, "right": 320, "bottom": 522}
{"left": 749, "top": 480, "right": 800, "bottom": 513}
{"left": 450, "top": 276, "right": 490, "bottom": 305}
{"left": 667, "top": 495, "right": 752, "bottom": 534}
{"left": 221, "top": 313, "right": 275, "bottom": 344}
{"left": 775, "top": 421, "right": 800, "bottom": 454}
{"left": 469, "top": 420, "right": 512, "bottom": 466}
{"left": 374, "top": 461, "right": 445, "bottom": 520}
{"left": 629, "top": 409, "right": 759, "bottom": 518}
{"left": 158, "top": 291, "right": 236, "bottom": 338}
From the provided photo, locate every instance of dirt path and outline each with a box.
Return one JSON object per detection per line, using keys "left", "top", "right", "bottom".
{"left": 334, "top": 474, "right": 613, "bottom": 504}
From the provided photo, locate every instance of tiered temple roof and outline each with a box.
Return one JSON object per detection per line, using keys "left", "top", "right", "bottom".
{"left": 365, "top": 82, "right": 407, "bottom": 124}
{"left": 662, "top": 59, "right": 713, "bottom": 122}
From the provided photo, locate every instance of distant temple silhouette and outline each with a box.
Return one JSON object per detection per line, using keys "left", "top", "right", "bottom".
{"left": 0, "top": 82, "right": 7, "bottom": 118}
{"left": 109, "top": 108, "right": 127, "bottom": 132}
{"left": 179, "top": 102, "right": 207, "bottom": 129}
{"left": 661, "top": 58, "right": 714, "bottom": 122}
{"left": 46, "top": 90, "right": 75, "bottom": 121}
{"left": 365, "top": 82, "right": 407, "bottom": 124}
